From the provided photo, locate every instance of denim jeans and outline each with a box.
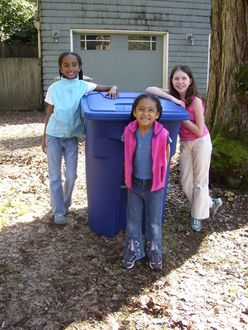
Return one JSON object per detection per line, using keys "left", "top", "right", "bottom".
{"left": 124, "top": 177, "right": 164, "bottom": 259}
{"left": 46, "top": 135, "right": 78, "bottom": 216}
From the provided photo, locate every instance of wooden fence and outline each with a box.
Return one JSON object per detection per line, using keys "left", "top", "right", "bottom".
{"left": 0, "top": 43, "right": 38, "bottom": 58}
{"left": 0, "top": 58, "right": 42, "bottom": 111}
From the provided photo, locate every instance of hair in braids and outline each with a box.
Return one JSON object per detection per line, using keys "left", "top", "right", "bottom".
{"left": 58, "top": 52, "right": 83, "bottom": 80}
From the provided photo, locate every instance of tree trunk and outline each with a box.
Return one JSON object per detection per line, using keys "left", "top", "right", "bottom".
{"left": 206, "top": 0, "right": 248, "bottom": 190}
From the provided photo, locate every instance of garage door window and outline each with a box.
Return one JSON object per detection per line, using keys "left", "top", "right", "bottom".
{"left": 80, "top": 35, "right": 111, "bottom": 50}
{"left": 128, "top": 36, "right": 156, "bottom": 51}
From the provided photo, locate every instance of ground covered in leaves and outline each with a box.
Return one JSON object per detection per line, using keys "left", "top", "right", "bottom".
{"left": 0, "top": 111, "right": 247, "bottom": 330}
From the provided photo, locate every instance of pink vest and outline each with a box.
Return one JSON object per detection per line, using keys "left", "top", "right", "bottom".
{"left": 179, "top": 96, "right": 209, "bottom": 141}
{"left": 124, "top": 120, "right": 169, "bottom": 192}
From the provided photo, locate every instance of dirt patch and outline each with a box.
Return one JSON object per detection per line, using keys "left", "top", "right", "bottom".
{"left": 0, "top": 111, "right": 247, "bottom": 330}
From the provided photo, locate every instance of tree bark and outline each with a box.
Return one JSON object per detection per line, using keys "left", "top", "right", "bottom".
{"left": 206, "top": 0, "right": 248, "bottom": 141}
{"left": 206, "top": 0, "right": 248, "bottom": 190}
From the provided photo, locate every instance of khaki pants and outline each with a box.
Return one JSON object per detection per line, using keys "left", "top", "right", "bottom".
{"left": 179, "top": 133, "right": 213, "bottom": 220}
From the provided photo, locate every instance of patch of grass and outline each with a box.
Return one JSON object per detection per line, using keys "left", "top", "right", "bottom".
{"left": 212, "top": 134, "right": 248, "bottom": 169}
{"left": 0, "top": 262, "right": 14, "bottom": 273}
{"left": 0, "top": 198, "right": 29, "bottom": 231}
{"left": 202, "top": 231, "right": 213, "bottom": 241}
{"left": 12, "top": 273, "right": 23, "bottom": 284}
{"left": 114, "top": 263, "right": 123, "bottom": 273}
{"left": 0, "top": 198, "right": 11, "bottom": 212}
{"left": 12, "top": 202, "right": 29, "bottom": 216}
{"left": 0, "top": 215, "right": 7, "bottom": 231}
{"left": 211, "top": 134, "right": 248, "bottom": 191}
{"left": 163, "top": 233, "right": 178, "bottom": 255}
{"left": 0, "top": 199, "right": 11, "bottom": 230}
{"left": 0, "top": 262, "right": 15, "bottom": 285}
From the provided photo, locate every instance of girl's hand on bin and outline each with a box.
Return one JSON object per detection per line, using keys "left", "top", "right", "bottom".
{"left": 106, "top": 85, "right": 118, "bottom": 98}
{"left": 179, "top": 100, "right": 186, "bottom": 108}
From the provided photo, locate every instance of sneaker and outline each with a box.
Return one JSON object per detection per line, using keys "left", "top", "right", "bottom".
{"left": 191, "top": 218, "right": 202, "bottom": 232}
{"left": 211, "top": 198, "right": 223, "bottom": 216}
{"left": 122, "top": 250, "right": 136, "bottom": 269}
{"left": 53, "top": 214, "right": 66, "bottom": 225}
{"left": 149, "top": 250, "right": 162, "bottom": 270}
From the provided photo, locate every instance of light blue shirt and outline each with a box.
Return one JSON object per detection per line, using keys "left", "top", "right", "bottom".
{"left": 133, "top": 128, "right": 153, "bottom": 179}
{"left": 45, "top": 77, "right": 96, "bottom": 138}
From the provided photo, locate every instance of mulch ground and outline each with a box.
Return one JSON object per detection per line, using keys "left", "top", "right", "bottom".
{"left": 0, "top": 111, "right": 247, "bottom": 330}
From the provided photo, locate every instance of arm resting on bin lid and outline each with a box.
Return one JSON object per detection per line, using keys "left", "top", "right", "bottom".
{"left": 146, "top": 86, "right": 185, "bottom": 107}
{"left": 94, "top": 85, "right": 118, "bottom": 98}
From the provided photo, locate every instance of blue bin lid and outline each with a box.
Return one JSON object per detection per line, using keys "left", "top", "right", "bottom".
{"left": 81, "top": 92, "right": 189, "bottom": 121}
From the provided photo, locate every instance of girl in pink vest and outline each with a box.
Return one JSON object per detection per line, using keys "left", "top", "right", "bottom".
{"left": 122, "top": 94, "right": 170, "bottom": 270}
{"left": 146, "top": 65, "right": 222, "bottom": 232}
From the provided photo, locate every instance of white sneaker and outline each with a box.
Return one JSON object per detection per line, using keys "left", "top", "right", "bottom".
{"left": 53, "top": 214, "right": 66, "bottom": 225}
{"left": 191, "top": 218, "right": 202, "bottom": 232}
{"left": 211, "top": 198, "right": 222, "bottom": 216}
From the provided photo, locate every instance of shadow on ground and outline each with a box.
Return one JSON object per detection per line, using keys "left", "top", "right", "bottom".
{"left": 1, "top": 136, "right": 43, "bottom": 150}
{"left": 0, "top": 110, "right": 44, "bottom": 126}
{"left": 0, "top": 189, "right": 247, "bottom": 329}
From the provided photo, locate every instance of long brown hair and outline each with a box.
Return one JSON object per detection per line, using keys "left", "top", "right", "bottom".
{"left": 169, "top": 65, "right": 204, "bottom": 107}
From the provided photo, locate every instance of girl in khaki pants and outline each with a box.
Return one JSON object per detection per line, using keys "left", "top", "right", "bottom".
{"left": 146, "top": 65, "right": 222, "bottom": 232}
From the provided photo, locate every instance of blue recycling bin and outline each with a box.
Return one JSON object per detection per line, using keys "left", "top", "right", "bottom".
{"left": 81, "top": 92, "right": 188, "bottom": 237}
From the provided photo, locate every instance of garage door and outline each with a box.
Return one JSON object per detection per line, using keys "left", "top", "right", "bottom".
{"left": 73, "top": 32, "right": 165, "bottom": 92}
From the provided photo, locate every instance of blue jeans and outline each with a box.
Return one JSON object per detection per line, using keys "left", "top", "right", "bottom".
{"left": 46, "top": 135, "right": 78, "bottom": 216}
{"left": 124, "top": 177, "right": 164, "bottom": 259}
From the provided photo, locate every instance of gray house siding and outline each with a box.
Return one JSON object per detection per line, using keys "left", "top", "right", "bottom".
{"left": 40, "top": 0, "right": 211, "bottom": 94}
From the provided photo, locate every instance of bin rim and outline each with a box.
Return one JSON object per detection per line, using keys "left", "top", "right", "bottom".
{"left": 81, "top": 91, "right": 189, "bottom": 121}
